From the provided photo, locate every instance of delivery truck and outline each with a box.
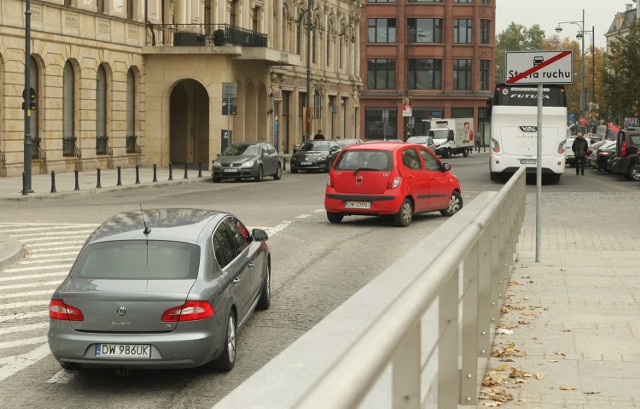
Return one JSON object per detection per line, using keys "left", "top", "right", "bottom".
{"left": 427, "top": 118, "right": 474, "bottom": 158}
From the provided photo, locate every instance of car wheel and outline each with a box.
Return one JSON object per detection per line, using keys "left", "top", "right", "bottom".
{"left": 273, "top": 164, "right": 282, "bottom": 180}
{"left": 490, "top": 172, "right": 497, "bottom": 181}
{"left": 254, "top": 166, "right": 264, "bottom": 182}
{"left": 626, "top": 165, "right": 640, "bottom": 181}
{"left": 290, "top": 167, "right": 298, "bottom": 174}
{"left": 440, "top": 191, "right": 463, "bottom": 217}
{"left": 212, "top": 312, "right": 236, "bottom": 372}
{"left": 213, "top": 176, "right": 221, "bottom": 183}
{"left": 326, "top": 212, "right": 344, "bottom": 224}
{"left": 394, "top": 198, "right": 413, "bottom": 227}
{"left": 463, "top": 149, "right": 469, "bottom": 158}
{"left": 256, "top": 263, "right": 271, "bottom": 310}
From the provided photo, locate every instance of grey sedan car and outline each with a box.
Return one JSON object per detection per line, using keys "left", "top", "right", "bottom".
{"left": 48, "top": 208, "right": 271, "bottom": 372}
{"left": 212, "top": 141, "right": 282, "bottom": 182}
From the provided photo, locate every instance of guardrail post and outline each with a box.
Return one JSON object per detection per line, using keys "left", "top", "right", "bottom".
{"left": 460, "top": 243, "right": 480, "bottom": 405}
{"left": 74, "top": 169, "right": 80, "bottom": 191}
{"left": 183, "top": 162, "right": 188, "bottom": 179}
{"left": 50, "top": 170, "right": 57, "bottom": 193}
{"left": 96, "top": 168, "right": 102, "bottom": 189}
{"left": 135, "top": 165, "right": 141, "bottom": 184}
{"left": 198, "top": 161, "right": 203, "bottom": 178}
{"left": 116, "top": 167, "right": 122, "bottom": 186}
{"left": 477, "top": 238, "right": 493, "bottom": 358}
{"left": 153, "top": 164, "right": 158, "bottom": 182}
{"left": 168, "top": 163, "right": 173, "bottom": 180}
{"left": 392, "top": 324, "right": 420, "bottom": 409}
{"left": 438, "top": 267, "right": 460, "bottom": 409}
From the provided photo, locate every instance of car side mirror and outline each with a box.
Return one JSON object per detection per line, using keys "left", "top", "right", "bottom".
{"left": 442, "top": 162, "right": 452, "bottom": 171}
{"left": 252, "top": 228, "right": 269, "bottom": 242}
{"left": 331, "top": 146, "right": 340, "bottom": 152}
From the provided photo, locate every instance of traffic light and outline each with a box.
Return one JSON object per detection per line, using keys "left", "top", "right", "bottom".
{"left": 22, "top": 87, "right": 37, "bottom": 110}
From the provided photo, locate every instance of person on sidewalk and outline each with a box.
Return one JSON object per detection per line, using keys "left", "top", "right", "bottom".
{"left": 313, "top": 130, "right": 325, "bottom": 140}
{"left": 474, "top": 132, "right": 481, "bottom": 152}
{"left": 572, "top": 133, "right": 589, "bottom": 175}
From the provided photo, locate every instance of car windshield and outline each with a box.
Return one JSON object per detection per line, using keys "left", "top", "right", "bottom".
{"left": 630, "top": 134, "right": 640, "bottom": 146}
{"left": 223, "top": 143, "right": 261, "bottom": 156}
{"left": 334, "top": 150, "right": 393, "bottom": 171}
{"left": 71, "top": 240, "right": 201, "bottom": 280}
{"left": 335, "top": 139, "right": 360, "bottom": 147}
{"left": 299, "top": 141, "right": 331, "bottom": 152}
{"left": 429, "top": 129, "right": 449, "bottom": 139}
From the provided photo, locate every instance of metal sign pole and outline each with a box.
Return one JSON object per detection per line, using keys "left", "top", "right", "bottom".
{"left": 535, "top": 84, "right": 542, "bottom": 262}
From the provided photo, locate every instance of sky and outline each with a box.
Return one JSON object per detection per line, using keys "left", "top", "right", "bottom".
{"left": 495, "top": 0, "right": 636, "bottom": 49}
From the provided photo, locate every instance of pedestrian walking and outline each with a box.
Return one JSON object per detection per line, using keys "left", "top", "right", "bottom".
{"left": 313, "top": 130, "right": 325, "bottom": 140}
{"left": 572, "top": 133, "right": 589, "bottom": 175}
{"left": 474, "top": 132, "right": 481, "bottom": 152}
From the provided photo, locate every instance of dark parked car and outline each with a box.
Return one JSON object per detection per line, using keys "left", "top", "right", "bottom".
{"left": 588, "top": 140, "right": 615, "bottom": 171}
{"left": 212, "top": 141, "right": 282, "bottom": 182}
{"left": 611, "top": 128, "right": 640, "bottom": 180}
{"left": 48, "top": 208, "right": 271, "bottom": 372}
{"left": 324, "top": 142, "right": 462, "bottom": 227}
{"left": 290, "top": 140, "right": 341, "bottom": 173}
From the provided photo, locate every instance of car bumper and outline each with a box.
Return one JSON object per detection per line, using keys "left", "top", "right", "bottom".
{"left": 212, "top": 167, "right": 257, "bottom": 179}
{"left": 324, "top": 192, "right": 401, "bottom": 216}
{"left": 48, "top": 322, "right": 223, "bottom": 369}
{"left": 290, "top": 161, "right": 331, "bottom": 171}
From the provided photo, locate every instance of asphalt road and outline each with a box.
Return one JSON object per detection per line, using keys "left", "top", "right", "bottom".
{"left": 0, "top": 152, "right": 637, "bottom": 409}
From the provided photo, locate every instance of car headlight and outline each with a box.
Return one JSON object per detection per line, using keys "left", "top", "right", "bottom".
{"left": 318, "top": 155, "right": 328, "bottom": 161}
{"left": 213, "top": 161, "right": 221, "bottom": 167}
{"left": 241, "top": 161, "right": 255, "bottom": 168}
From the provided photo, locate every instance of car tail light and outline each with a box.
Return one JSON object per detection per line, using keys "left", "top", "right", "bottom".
{"left": 327, "top": 173, "right": 333, "bottom": 188}
{"left": 386, "top": 168, "right": 402, "bottom": 189}
{"left": 491, "top": 138, "right": 500, "bottom": 153}
{"left": 161, "top": 301, "right": 215, "bottom": 322}
{"left": 49, "top": 299, "right": 84, "bottom": 321}
{"left": 557, "top": 141, "right": 566, "bottom": 155}
{"left": 622, "top": 141, "right": 627, "bottom": 157}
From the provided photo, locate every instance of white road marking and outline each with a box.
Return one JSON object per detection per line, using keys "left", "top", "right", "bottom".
{"left": 0, "top": 322, "right": 48, "bottom": 336}
{"left": 0, "top": 336, "right": 48, "bottom": 351}
{"left": 0, "top": 343, "right": 51, "bottom": 382}
{"left": 2, "top": 290, "right": 56, "bottom": 299}
{"left": 0, "top": 311, "right": 49, "bottom": 323}
{"left": 0, "top": 272, "right": 68, "bottom": 282}
{"left": 3, "top": 263, "right": 72, "bottom": 273}
{"left": 0, "top": 300, "right": 49, "bottom": 311}
{"left": 17, "top": 257, "right": 76, "bottom": 265}
{"left": 27, "top": 252, "right": 80, "bottom": 259}
{"left": 0, "top": 280, "right": 63, "bottom": 291}
{"left": 295, "top": 214, "right": 311, "bottom": 219}
{"left": 46, "top": 369, "right": 77, "bottom": 384}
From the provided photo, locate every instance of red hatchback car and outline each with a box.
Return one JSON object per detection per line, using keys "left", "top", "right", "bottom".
{"left": 324, "top": 142, "right": 462, "bottom": 227}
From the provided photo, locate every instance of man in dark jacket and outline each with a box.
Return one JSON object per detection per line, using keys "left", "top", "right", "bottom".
{"left": 572, "top": 133, "right": 589, "bottom": 175}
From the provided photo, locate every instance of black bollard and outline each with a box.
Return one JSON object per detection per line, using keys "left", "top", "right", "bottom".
{"left": 74, "top": 169, "right": 80, "bottom": 191}
{"left": 183, "top": 162, "right": 188, "bottom": 179}
{"left": 116, "top": 167, "right": 122, "bottom": 186}
{"left": 198, "top": 161, "right": 203, "bottom": 178}
{"left": 96, "top": 168, "right": 102, "bottom": 189}
{"left": 152, "top": 164, "right": 158, "bottom": 182}
{"left": 283, "top": 157, "right": 287, "bottom": 171}
{"left": 22, "top": 172, "right": 28, "bottom": 196}
{"left": 50, "top": 171, "right": 57, "bottom": 193}
{"left": 135, "top": 165, "right": 141, "bottom": 184}
{"left": 168, "top": 163, "right": 173, "bottom": 181}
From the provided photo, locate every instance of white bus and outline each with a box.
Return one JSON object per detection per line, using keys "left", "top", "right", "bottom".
{"left": 488, "top": 84, "right": 567, "bottom": 183}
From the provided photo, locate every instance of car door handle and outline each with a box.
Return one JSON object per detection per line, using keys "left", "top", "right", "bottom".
{"left": 233, "top": 277, "right": 240, "bottom": 284}
{"left": 248, "top": 262, "right": 255, "bottom": 268}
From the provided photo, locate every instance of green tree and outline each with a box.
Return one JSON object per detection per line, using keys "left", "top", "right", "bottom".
{"left": 602, "top": 19, "right": 640, "bottom": 125}
{"left": 495, "top": 23, "right": 546, "bottom": 84}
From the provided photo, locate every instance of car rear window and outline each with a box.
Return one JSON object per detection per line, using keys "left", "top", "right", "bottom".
{"left": 334, "top": 150, "right": 393, "bottom": 171}
{"left": 630, "top": 134, "right": 640, "bottom": 146}
{"left": 72, "top": 240, "right": 201, "bottom": 280}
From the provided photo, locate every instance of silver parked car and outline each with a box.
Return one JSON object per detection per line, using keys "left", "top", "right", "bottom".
{"left": 212, "top": 141, "right": 283, "bottom": 182}
{"left": 406, "top": 135, "right": 436, "bottom": 152}
{"left": 48, "top": 208, "right": 271, "bottom": 372}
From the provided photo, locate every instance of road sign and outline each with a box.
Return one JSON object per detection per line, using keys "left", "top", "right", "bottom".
{"left": 505, "top": 50, "right": 573, "bottom": 85}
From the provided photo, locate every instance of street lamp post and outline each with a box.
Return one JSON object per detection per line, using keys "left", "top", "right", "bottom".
{"left": 305, "top": 0, "right": 313, "bottom": 143}
{"left": 576, "top": 26, "right": 595, "bottom": 126}
{"left": 556, "top": 9, "right": 586, "bottom": 121}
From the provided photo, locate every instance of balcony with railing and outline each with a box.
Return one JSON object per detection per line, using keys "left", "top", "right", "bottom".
{"left": 143, "top": 23, "right": 300, "bottom": 66}
{"left": 31, "top": 137, "right": 46, "bottom": 161}
{"left": 63, "top": 137, "right": 81, "bottom": 158}
{"left": 126, "top": 135, "right": 142, "bottom": 154}
{"left": 96, "top": 136, "right": 113, "bottom": 156}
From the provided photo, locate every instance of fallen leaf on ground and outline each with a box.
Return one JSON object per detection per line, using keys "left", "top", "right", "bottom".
{"left": 584, "top": 391, "right": 600, "bottom": 395}
{"left": 479, "top": 388, "right": 514, "bottom": 402}
{"left": 562, "top": 329, "right": 572, "bottom": 332}
{"left": 548, "top": 359, "right": 559, "bottom": 363}
{"left": 535, "top": 373, "right": 545, "bottom": 380}
{"left": 560, "top": 386, "right": 576, "bottom": 391}
{"left": 554, "top": 351, "right": 566, "bottom": 356}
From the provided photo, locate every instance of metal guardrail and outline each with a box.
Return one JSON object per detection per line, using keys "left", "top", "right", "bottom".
{"left": 215, "top": 167, "right": 526, "bottom": 409}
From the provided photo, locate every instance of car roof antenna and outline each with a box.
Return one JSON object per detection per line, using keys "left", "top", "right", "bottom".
{"left": 140, "top": 204, "right": 151, "bottom": 235}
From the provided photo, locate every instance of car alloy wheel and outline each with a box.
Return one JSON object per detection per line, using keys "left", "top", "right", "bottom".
{"left": 255, "top": 166, "right": 264, "bottom": 182}
{"left": 274, "top": 164, "right": 282, "bottom": 180}
{"left": 326, "top": 212, "right": 344, "bottom": 224}
{"left": 212, "top": 313, "right": 236, "bottom": 372}
{"left": 627, "top": 165, "right": 640, "bottom": 181}
{"left": 394, "top": 198, "right": 413, "bottom": 227}
{"left": 441, "top": 191, "right": 463, "bottom": 217}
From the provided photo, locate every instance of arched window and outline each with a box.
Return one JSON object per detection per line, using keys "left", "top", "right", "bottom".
{"left": 29, "top": 56, "right": 39, "bottom": 155}
{"left": 63, "top": 61, "right": 75, "bottom": 157}
{"left": 126, "top": 68, "right": 137, "bottom": 153}
{"left": 96, "top": 65, "right": 107, "bottom": 139}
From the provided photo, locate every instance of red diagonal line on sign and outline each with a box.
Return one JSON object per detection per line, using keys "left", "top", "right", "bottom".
{"left": 506, "top": 51, "right": 572, "bottom": 84}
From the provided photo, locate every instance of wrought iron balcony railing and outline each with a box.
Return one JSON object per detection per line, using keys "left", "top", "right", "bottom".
{"left": 62, "top": 136, "right": 78, "bottom": 158}
{"left": 126, "top": 135, "right": 142, "bottom": 154}
{"left": 147, "top": 23, "right": 268, "bottom": 48}
{"left": 96, "top": 136, "right": 113, "bottom": 156}
{"left": 31, "top": 137, "right": 46, "bottom": 160}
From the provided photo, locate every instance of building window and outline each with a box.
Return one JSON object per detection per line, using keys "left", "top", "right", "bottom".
{"left": 97, "top": 0, "right": 104, "bottom": 13}
{"left": 480, "top": 20, "right": 491, "bottom": 44}
{"left": 480, "top": 60, "right": 490, "bottom": 90}
{"left": 407, "top": 59, "right": 442, "bottom": 90}
{"left": 63, "top": 61, "right": 75, "bottom": 156}
{"left": 481, "top": 0, "right": 490, "bottom": 3}
{"left": 368, "top": 0, "right": 397, "bottom": 3}
{"left": 452, "top": 108, "right": 474, "bottom": 118}
{"left": 408, "top": 18, "right": 442, "bottom": 43}
{"left": 454, "top": 19, "right": 472, "bottom": 44}
{"left": 127, "top": 0, "right": 133, "bottom": 19}
{"left": 96, "top": 65, "right": 107, "bottom": 140}
{"left": 453, "top": 59, "right": 472, "bottom": 90}
{"left": 126, "top": 68, "right": 136, "bottom": 152}
{"left": 367, "top": 59, "right": 396, "bottom": 90}
{"left": 368, "top": 19, "right": 396, "bottom": 43}
{"left": 409, "top": 0, "right": 442, "bottom": 2}
{"left": 365, "top": 108, "right": 397, "bottom": 140}
{"left": 454, "top": 0, "right": 473, "bottom": 3}
{"left": 29, "top": 56, "right": 39, "bottom": 153}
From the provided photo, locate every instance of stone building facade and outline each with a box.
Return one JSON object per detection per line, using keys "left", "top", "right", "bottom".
{"left": 0, "top": 0, "right": 361, "bottom": 177}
